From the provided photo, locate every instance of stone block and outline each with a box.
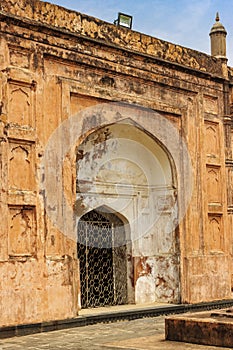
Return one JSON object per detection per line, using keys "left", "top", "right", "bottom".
{"left": 165, "top": 310, "right": 233, "bottom": 347}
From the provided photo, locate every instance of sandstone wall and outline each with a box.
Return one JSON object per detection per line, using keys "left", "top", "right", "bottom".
{"left": 0, "top": 0, "right": 224, "bottom": 75}
{"left": 0, "top": 0, "right": 232, "bottom": 327}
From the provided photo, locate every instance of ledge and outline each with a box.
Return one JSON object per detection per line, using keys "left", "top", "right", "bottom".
{"left": 1, "top": 299, "right": 233, "bottom": 339}
{"left": 0, "top": 0, "right": 226, "bottom": 78}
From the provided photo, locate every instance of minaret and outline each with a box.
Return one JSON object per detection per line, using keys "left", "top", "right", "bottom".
{"left": 209, "top": 12, "right": 227, "bottom": 60}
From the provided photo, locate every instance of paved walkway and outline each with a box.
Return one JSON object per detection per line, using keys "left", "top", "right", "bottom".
{"left": 0, "top": 315, "right": 231, "bottom": 350}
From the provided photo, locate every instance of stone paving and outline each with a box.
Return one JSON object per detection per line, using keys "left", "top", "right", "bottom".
{"left": 0, "top": 316, "right": 232, "bottom": 350}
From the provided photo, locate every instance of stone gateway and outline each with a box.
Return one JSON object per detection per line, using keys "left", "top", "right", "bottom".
{"left": 0, "top": 0, "right": 233, "bottom": 327}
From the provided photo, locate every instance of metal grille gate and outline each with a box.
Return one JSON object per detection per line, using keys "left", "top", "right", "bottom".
{"left": 77, "top": 210, "right": 127, "bottom": 309}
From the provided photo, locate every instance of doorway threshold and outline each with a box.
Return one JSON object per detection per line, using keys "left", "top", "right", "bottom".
{"left": 79, "top": 302, "right": 172, "bottom": 316}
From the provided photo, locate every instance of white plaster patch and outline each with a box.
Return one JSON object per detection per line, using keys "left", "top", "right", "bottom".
{"left": 135, "top": 275, "right": 156, "bottom": 304}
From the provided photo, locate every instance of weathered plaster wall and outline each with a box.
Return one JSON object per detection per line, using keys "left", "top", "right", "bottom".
{"left": 76, "top": 123, "right": 179, "bottom": 304}
{"left": 0, "top": 0, "right": 225, "bottom": 75}
{"left": 0, "top": 0, "right": 232, "bottom": 327}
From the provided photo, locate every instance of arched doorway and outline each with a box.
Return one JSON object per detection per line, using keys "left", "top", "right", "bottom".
{"left": 76, "top": 120, "right": 180, "bottom": 305}
{"left": 77, "top": 207, "right": 128, "bottom": 308}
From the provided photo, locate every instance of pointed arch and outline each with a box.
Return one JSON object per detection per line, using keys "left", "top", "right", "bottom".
{"left": 76, "top": 111, "right": 181, "bottom": 305}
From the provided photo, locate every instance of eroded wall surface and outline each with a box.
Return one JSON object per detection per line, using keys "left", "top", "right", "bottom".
{"left": 76, "top": 122, "right": 179, "bottom": 304}
{"left": 0, "top": 0, "right": 232, "bottom": 327}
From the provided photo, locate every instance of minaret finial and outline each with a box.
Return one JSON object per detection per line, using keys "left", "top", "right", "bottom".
{"left": 210, "top": 11, "right": 227, "bottom": 61}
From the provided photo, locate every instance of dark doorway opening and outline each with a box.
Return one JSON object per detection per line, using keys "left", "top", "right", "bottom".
{"left": 77, "top": 208, "right": 127, "bottom": 308}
